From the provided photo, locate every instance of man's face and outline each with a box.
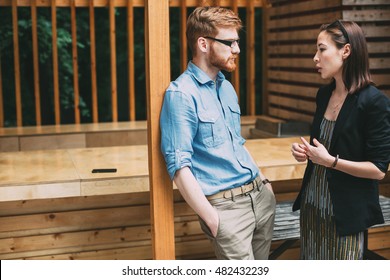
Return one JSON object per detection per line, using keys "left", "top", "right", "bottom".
{"left": 209, "top": 27, "right": 240, "bottom": 72}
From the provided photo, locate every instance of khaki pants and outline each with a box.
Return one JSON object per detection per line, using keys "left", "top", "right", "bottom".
{"left": 199, "top": 179, "right": 276, "bottom": 260}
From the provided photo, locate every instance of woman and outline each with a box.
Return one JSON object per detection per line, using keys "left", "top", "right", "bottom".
{"left": 291, "top": 20, "right": 390, "bottom": 259}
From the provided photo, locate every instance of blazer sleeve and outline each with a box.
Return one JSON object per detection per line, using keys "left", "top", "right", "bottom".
{"left": 364, "top": 88, "right": 390, "bottom": 173}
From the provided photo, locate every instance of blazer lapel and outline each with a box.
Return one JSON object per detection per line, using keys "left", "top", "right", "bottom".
{"left": 330, "top": 93, "right": 357, "bottom": 151}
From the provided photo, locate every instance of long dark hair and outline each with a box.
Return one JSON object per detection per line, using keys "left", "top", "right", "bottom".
{"left": 320, "top": 20, "right": 373, "bottom": 94}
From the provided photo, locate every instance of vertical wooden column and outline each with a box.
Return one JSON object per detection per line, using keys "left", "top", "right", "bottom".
{"left": 246, "top": 0, "right": 255, "bottom": 115}
{"left": 12, "top": 0, "right": 22, "bottom": 126}
{"left": 231, "top": 0, "right": 240, "bottom": 100}
{"left": 31, "top": 0, "right": 41, "bottom": 125}
{"left": 109, "top": 0, "right": 118, "bottom": 122}
{"left": 127, "top": 0, "right": 135, "bottom": 121}
{"left": 145, "top": 0, "right": 175, "bottom": 259}
{"left": 180, "top": 0, "right": 187, "bottom": 73}
{"left": 89, "top": 0, "right": 98, "bottom": 123}
{"left": 51, "top": 0, "right": 60, "bottom": 124}
{"left": 71, "top": 0, "right": 80, "bottom": 124}
{"left": 0, "top": 51, "right": 3, "bottom": 127}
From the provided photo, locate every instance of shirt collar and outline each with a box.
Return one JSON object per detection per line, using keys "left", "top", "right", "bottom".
{"left": 187, "top": 61, "right": 225, "bottom": 85}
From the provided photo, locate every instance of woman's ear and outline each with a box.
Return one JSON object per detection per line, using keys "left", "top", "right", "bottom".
{"left": 343, "top": 43, "right": 351, "bottom": 60}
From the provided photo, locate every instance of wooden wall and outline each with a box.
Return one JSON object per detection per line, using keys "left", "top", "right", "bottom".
{"left": 264, "top": 0, "right": 390, "bottom": 123}
{"left": 1, "top": 178, "right": 389, "bottom": 260}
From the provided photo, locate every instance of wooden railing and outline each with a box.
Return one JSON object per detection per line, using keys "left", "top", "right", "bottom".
{"left": 0, "top": 0, "right": 264, "bottom": 127}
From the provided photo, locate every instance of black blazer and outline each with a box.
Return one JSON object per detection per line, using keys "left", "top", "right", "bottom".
{"left": 293, "top": 83, "right": 390, "bottom": 236}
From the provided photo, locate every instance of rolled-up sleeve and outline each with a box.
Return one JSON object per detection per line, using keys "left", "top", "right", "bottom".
{"left": 365, "top": 91, "right": 390, "bottom": 173}
{"left": 160, "top": 90, "right": 197, "bottom": 180}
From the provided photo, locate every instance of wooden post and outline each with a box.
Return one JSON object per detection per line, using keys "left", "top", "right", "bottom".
{"left": 145, "top": 0, "right": 175, "bottom": 259}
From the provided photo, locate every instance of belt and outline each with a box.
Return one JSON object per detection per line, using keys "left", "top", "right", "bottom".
{"left": 206, "top": 176, "right": 260, "bottom": 201}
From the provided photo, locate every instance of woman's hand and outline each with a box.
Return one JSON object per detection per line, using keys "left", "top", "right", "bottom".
{"left": 300, "top": 137, "right": 334, "bottom": 167}
{"left": 291, "top": 141, "right": 308, "bottom": 162}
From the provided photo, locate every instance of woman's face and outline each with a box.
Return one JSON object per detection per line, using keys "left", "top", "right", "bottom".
{"left": 313, "top": 31, "right": 345, "bottom": 80}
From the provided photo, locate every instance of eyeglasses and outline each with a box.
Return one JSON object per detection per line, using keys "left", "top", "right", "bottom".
{"left": 328, "top": 20, "right": 349, "bottom": 43}
{"left": 204, "top": 36, "right": 240, "bottom": 48}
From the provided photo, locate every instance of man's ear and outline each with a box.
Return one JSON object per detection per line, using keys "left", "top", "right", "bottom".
{"left": 343, "top": 43, "right": 351, "bottom": 60}
{"left": 197, "top": 37, "right": 208, "bottom": 53}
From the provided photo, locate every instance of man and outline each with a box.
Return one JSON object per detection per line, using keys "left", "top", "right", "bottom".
{"left": 160, "top": 6, "right": 275, "bottom": 260}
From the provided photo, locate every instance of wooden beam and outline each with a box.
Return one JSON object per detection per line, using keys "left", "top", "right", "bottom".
{"left": 12, "top": 0, "right": 22, "bottom": 126}
{"left": 246, "top": 0, "right": 255, "bottom": 115}
{"left": 144, "top": 0, "right": 175, "bottom": 260}
{"left": 31, "top": 0, "right": 41, "bottom": 125}
{"left": 127, "top": 0, "right": 135, "bottom": 121}
{"left": 109, "top": 0, "right": 118, "bottom": 122}
{"left": 71, "top": 0, "right": 80, "bottom": 124}
{"left": 89, "top": 0, "right": 98, "bottom": 123}
{"left": 51, "top": 0, "right": 61, "bottom": 124}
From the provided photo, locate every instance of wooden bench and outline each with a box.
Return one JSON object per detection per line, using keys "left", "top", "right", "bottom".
{"left": 0, "top": 117, "right": 259, "bottom": 152}
{"left": 269, "top": 196, "right": 390, "bottom": 260}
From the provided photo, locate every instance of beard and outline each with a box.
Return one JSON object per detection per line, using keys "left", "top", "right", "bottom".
{"left": 209, "top": 46, "right": 238, "bottom": 72}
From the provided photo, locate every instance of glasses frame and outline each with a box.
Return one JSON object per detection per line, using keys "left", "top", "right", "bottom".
{"left": 328, "top": 20, "right": 350, "bottom": 43}
{"left": 204, "top": 36, "right": 240, "bottom": 48}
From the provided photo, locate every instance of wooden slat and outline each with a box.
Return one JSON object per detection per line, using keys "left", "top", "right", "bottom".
{"left": 0, "top": 48, "right": 3, "bottom": 127}
{"left": 268, "top": 42, "right": 390, "bottom": 55}
{"left": 267, "top": 11, "right": 341, "bottom": 29}
{"left": 12, "top": 0, "right": 22, "bottom": 126}
{"left": 180, "top": 0, "right": 187, "bottom": 73}
{"left": 230, "top": 0, "right": 240, "bottom": 99}
{"left": 343, "top": 9, "right": 390, "bottom": 22}
{"left": 372, "top": 74, "right": 390, "bottom": 87}
{"left": 0, "top": 0, "right": 264, "bottom": 8}
{"left": 51, "top": 0, "right": 61, "bottom": 124}
{"left": 31, "top": 0, "right": 41, "bottom": 125}
{"left": 269, "top": 95, "right": 316, "bottom": 113}
{"left": 268, "top": 83, "right": 318, "bottom": 99}
{"left": 246, "top": 0, "right": 255, "bottom": 115}
{"left": 343, "top": 0, "right": 390, "bottom": 5}
{"left": 109, "top": 0, "right": 118, "bottom": 121}
{"left": 267, "top": 28, "right": 318, "bottom": 42}
{"left": 268, "top": 70, "right": 329, "bottom": 85}
{"left": 89, "top": 0, "right": 98, "bottom": 122}
{"left": 127, "top": 0, "right": 135, "bottom": 121}
{"left": 268, "top": 57, "right": 314, "bottom": 68}
{"left": 268, "top": 0, "right": 340, "bottom": 17}
{"left": 71, "top": 0, "right": 80, "bottom": 123}
{"left": 145, "top": 0, "right": 175, "bottom": 260}
{"left": 269, "top": 107, "right": 314, "bottom": 123}
{"left": 362, "top": 25, "right": 390, "bottom": 38}
{"left": 370, "top": 58, "right": 390, "bottom": 70}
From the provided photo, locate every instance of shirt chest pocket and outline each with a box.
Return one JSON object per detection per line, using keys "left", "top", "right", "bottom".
{"left": 198, "top": 111, "right": 226, "bottom": 148}
{"left": 228, "top": 104, "right": 242, "bottom": 138}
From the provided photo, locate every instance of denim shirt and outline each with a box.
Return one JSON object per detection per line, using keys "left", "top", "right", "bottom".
{"left": 160, "top": 62, "right": 259, "bottom": 195}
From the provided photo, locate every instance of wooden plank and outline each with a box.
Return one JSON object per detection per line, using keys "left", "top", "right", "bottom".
{"left": 372, "top": 74, "right": 390, "bottom": 86}
{"left": 268, "top": 83, "right": 318, "bottom": 99}
{"left": 230, "top": 0, "right": 240, "bottom": 99}
{"left": 52, "top": 0, "right": 61, "bottom": 124}
{"left": 180, "top": 0, "right": 188, "bottom": 73}
{"left": 109, "top": 0, "right": 118, "bottom": 122}
{"left": 31, "top": 0, "right": 41, "bottom": 125}
{"left": 0, "top": 49, "right": 3, "bottom": 127}
{"left": 0, "top": 0, "right": 264, "bottom": 7}
{"left": 127, "top": 0, "right": 135, "bottom": 121}
{"left": 362, "top": 25, "right": 390, "bottom": 38}
{"left": 145, "top": 0, "right": 175, "bottom": 260}
{"left": 269, "top": 107, "right": 314, "bottom": 123}
{"left": 343, "top": 0, "right": 390, "bottom": 5}
{"left": 12, "top": 0, "right": 22, "bottom": 126}
{"left": 268, "top": 0, "right": 340, "bottom": 17}
{"left": 268, "top": 42, "right": 390, "bottom": 55}
{"left": 71, "top": 0, "right": 80, "bottom": 123}
{"left": 89, "top": 0, "right": 98, "bottom": 122}
{"left": 370, "top": 58, "right": 390, "bottom": 70}
{"left": 267, "top": 70, "right": 328, "bottom": 85}
{"left": 0, "top": 137, "right": 19, "bottom": 152}
{"left": 343, "top": 9, "right": 390, "bottom": 22}
{"left": 267, "top": 11, "right": 341, "bottom": 29}
{"left": 269, "top": 95, "right": 316, "bottom": 113}
{"left": 267, "top": 29, "right": 318, "bottom": 42}
{"left": 268, "top": 57, "right": 315, "bottom": 68}
{"left": 246, "top": 0, "right": 255, "bottom": 115}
